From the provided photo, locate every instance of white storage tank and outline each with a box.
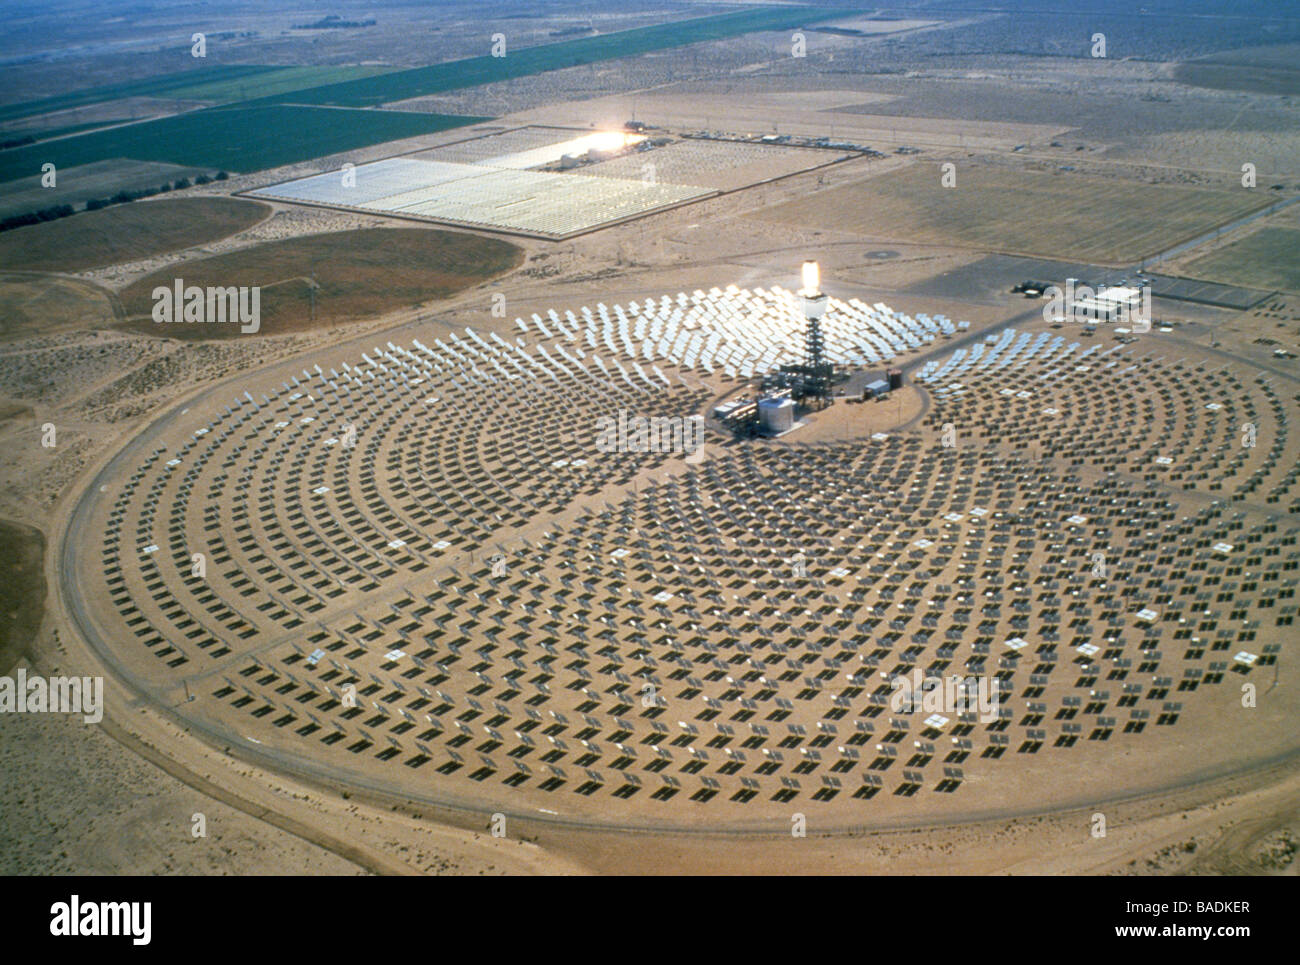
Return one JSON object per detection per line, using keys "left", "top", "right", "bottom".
{"left": 758, "top": 396, "right": 795, "bottom": 434}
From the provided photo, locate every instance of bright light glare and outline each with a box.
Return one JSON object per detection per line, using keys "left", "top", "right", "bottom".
{"left": 587, "top": 130, "right": 642, "bottom": 152}
{"left": 801, "top": 260, "right": 820, "bottom": 294}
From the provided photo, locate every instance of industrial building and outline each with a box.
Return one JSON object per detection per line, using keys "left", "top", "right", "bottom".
{"left": 1065, "top": 280, "right": 1146, "bottom": 324}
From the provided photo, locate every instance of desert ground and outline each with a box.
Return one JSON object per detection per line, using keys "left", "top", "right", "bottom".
{"left": 1, "top": 1, "right": 1298, "bottom": 876}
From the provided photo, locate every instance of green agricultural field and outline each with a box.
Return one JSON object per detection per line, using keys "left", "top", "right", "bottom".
{"left": 0, "top": 120, "right": 117, "bottom": 144}
{"left": 0, "top": 105, "right": 485, "bottom": 182}
{"left": 1179, "top": 226, "right": 1300, "bottom": 293}
{"left": 758, "top": 164, "right": 1270, "bottom": 264}
{"left": 0, "top": 65, "right": 281, "bottom": 124}
{"left": 0, "top": 64, "right": 393, "bottom": 127}
{"left": 2, "top": 6, "right": 840, "bottom": 126}
{"left": 0, "top": 6, "right": 839, "bottom": 184}
{"left": 139, "top": 64, "right": 395, "bottom": 105}
{"left": 239, "top": 6, "right": 849, "bottom": 108}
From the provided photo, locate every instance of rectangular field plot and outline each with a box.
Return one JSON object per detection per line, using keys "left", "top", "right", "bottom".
{"left": 0, "top": 158, "right": 210, "bottom": 221}
{"left": 757, "top": 165, "right": 1270, "bottom": 264}
{"left": 1179, "top": 227, "right": 1300, "bottom": 294}
{"left": 248, "top": 6, "right": 849, "bottom": 109}
{"left": 0, "top": 105, "right": 484, "bottom": 183}
{"left": 248, "top": 156, "right": 716, "bottom": 239}
{"left": 1146, "top": 274, "right": 1274, "bottom": 309}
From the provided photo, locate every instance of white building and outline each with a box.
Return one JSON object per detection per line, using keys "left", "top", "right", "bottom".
{"left": 1067, "top": 282, "right": 1145, "bottom": 323}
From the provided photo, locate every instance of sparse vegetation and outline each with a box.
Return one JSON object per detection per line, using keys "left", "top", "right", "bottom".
{"left": 759, "top": 164, "right": 1272, "bottom": 264}
{"left": 0, "top": 197, "right": 269, "bottom": 272}
{"left": 1180, "top": 227, "right": 1300, "bottom": 293}
{"left": 0, "top": 520, "right": 45, "bottom": 675}
{"left": 118, "top": 227, "right": 523, "bottom": 337}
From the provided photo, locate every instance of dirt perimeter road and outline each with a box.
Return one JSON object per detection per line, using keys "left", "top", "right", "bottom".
{"left": 36, "top": 230, "right": 1300, "bottom": 872}
{"left": 50, "top": 295, "right": 1300, "bottom": 844}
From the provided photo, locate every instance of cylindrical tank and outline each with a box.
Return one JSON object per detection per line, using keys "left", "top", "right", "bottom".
{"left": 758, "top": 396, "right": 795, "bottom": 434}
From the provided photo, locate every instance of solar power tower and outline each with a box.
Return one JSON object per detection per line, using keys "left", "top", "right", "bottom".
{"left": 789, "top": 260, "right": 835, "bottom": 408}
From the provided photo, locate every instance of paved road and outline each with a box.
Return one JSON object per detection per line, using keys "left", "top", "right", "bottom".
{"left": 1141, "top": 194, "right": 1300, "bottom": 269}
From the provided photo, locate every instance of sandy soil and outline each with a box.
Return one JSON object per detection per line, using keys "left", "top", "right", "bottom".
{"left": 2, "top": 26, "right": 1298, "bottom": 876}
{"left": 504, "top": 92, "right": 1063, "bottom": 153}
{"left": 535, "top": 758, "right": 1300, "bottom": 875}
{"left": 0, "top": 667, "right": 367, "bottom": 876}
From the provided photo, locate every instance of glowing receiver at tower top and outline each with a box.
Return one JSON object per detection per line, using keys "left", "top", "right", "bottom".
{"left": 801, "top": 260, "right": 821, "bottom": 296}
